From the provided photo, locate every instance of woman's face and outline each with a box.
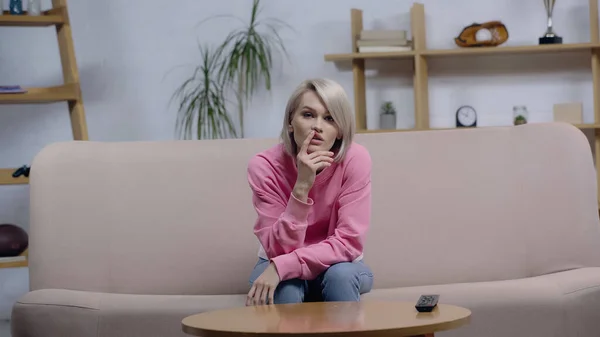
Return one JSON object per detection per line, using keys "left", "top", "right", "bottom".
{"left": 289, "top": 91, "right": 340, "bottom": 154}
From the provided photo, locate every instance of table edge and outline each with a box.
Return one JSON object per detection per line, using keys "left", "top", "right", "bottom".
{"left": 181, "top": 303, "right": 472, "bottom": 337}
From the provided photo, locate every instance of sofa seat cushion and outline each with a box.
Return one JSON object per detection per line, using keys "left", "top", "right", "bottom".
{"left": 364, "top": 267, "right": 600, "bottom": 337}
{"left": 11, "top": 267, "right": 600, "bottom": 337}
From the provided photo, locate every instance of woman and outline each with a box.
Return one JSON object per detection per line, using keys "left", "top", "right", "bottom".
{"left": 246, "top": 78, "right": 373, "bottom": 306}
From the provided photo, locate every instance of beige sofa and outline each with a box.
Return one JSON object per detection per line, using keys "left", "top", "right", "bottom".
{"left": 11, "top": 122, "right": 600, "bottom": 337}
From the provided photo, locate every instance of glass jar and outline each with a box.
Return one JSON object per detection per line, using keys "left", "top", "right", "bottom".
{"left": 513, "top": 105, "right": 528, "bottom": 125}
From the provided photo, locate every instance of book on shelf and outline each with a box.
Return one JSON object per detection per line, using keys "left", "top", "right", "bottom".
{"left": 357, "top": 29, "right": 412, "bottom": 53}
{"left": 358, "top": 45, "right": 412, "bottom": 52}
{"left": 357, "top": 39, "right": 409, "bottom": 47}
{"left": 0, "top": 85, "right": 27, "bottom": 94}
{"left": 360, "top": 29, "right": 407, "bottom": 41}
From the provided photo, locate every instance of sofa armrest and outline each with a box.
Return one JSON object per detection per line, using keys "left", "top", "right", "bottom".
{"left": 11, "top": 288, "right": 246, "bottom": 337}
{"left": 11, "top": 289, "right": 100, "bottom": 337}
{"left": 539, "top": 267, "right": 600, "bottom": 295}
{"left": 535, "top": 267, "right": 600, "bottom": 335}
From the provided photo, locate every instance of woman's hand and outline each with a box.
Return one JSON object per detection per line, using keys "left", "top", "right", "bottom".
{"left": 247, "top": 262, "right": 281, "bottom": 306}
{"left": 294, "top": 131, "right": 334, "bottom": 201}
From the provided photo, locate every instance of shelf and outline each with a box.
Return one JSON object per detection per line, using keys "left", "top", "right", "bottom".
{"left": 0, "top": 257, "right": 28, "bottom": 269}
{"left": 575, "top": 123, "right": 600, "bottom": 129}
{"left": 0, "top": 9, "right": 65, "bottom": 27}
{"left": 0, "top": 83, "right": 79, "bottom": 104}
{"left": 324, "top": 43, "right": 600, "bottom": 62}
{"left": 0, "top": 249, "right": 28, "bottom": 269}
{"left": 422, "top": 43, "right": 600, "bottom": 57}
{"left": 325, "top": 50, "right": 415, "bottom": 61}
{"left": 359, "top": 123, "right": 600, "bottom": 134}
{"left": 0, "top": 168, "right": 29, "bottom": 185}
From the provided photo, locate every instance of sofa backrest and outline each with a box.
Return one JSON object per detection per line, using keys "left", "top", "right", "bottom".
{"left": 27, "top": 122, "right": 600, "bottom": 295}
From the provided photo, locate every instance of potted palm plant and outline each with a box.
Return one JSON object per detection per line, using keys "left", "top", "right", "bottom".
{"left": 172, "top": 0, "right": 291, "bottom": 139}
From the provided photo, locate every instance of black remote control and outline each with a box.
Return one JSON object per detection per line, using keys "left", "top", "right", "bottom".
{"left": 415, "top": 294, "right": 439, "bottom": 312}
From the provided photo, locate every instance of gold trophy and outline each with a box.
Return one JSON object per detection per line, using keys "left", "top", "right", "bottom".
{"left": 539, "top": 0, "right": 562, "bottom": 44}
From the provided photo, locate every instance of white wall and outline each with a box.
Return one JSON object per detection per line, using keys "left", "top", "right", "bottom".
{"left": 0, "top": 0, "right": 598, "bottom": 232}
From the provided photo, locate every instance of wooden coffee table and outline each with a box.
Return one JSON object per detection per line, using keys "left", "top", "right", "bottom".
{"left": 182, "top": 300, "right": 471, "bottom": 337}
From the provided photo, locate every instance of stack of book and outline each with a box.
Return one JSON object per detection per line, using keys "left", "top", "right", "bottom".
{"left": 357, "top": 30, "right": 412, "bottom": 53}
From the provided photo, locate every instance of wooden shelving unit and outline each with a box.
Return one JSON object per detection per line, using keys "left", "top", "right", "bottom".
{"left": 0, "top": 84, "right": 79, "bottom": 104}
{"left": 421, "top": 42, "right": 600, "bottom": 57}
{"left": 0, "top": 0, "right": 88, "bottom": 268}
{"left": 0, "top": 168, "right": 29, "bottom": 185}
{"left": 0, "top": 9, "right": 64, "bottom": 26}
{"left": 325, "top": 0, "right": 600, "bottom": 209}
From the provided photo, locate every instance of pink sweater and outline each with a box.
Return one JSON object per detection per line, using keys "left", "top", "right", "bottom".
{"left": 247, "top": 142, "right": 372, "bottom": 281}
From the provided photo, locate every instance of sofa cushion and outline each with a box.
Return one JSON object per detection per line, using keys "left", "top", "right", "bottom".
{"left": 12, "top": 267, "right": 600, "bottom": 337}
{"left": 362, "top": 267, "right": 600, "bottom": 337}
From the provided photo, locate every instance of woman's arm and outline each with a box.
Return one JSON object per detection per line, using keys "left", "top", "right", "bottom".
{"left": 247, "top": 155, "right": 312, "bottom": 257}
{"left": 271, "top": 147, "right": 372, "bottom": 281}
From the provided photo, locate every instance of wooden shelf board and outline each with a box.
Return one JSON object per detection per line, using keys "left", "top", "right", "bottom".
{"left": 422, "top": 43, "right": 600, "bottom": 57}
{"left": 0, "top": 168, "right": 29, "bottom": 185}
{"left": 0, "top": 84, "right": 79, "bottom": 104}
{"left": 358, "top": 123, "right": 600, "bottom": 134}
{"left": 0, "top": 249, "right": 28, "bottom": 269}
{"left": 574, "top": 123, "right": 600, "bottom": 129}
{"left": 325, "top": 44, "right": 600, "bottom": 62}
{"left": 325, "top": 50, "right": 415, "bottom": 61}
{"left": 0, "top": 259, "right": 28, "bottom": 269}
{"left": 0, "top": 10, "right": 64, "bottom": 26}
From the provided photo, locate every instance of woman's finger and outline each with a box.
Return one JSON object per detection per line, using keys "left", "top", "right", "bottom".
{"left": 307, "top": 150, "right": 333, "bottom": 160}
{"left": 255, "top": 283, "right": 266, "bottom": 305}
{"left": 246, "top": 284, "right": 257, "bottom": 306}
{"left": 310, "top": 155, "right": 334, "bottom": 166}
{"left": 260, "top": 284, "right": 271, "bottom": 305}
{"left": 317, "top": 162, "right": 332, "bottom": 170}
{"left": 267, "top": 285, "right": 275, "bottom": 305}
{"left": 298, "top": 131, "right": 315, "bottom": 155}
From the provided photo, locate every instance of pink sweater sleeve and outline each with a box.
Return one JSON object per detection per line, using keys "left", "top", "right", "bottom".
{"left": 271, "top": 149, "right": 372, "bottom": 281}
{"left": 247, "top": 156, "right": 312, "bottom": 256}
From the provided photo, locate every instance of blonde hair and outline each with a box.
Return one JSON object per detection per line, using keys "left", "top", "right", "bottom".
{"left": 280, "top": 78, "right": 355, "bottom": 162}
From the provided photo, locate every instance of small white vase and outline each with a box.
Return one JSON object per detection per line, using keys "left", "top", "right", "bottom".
{"left": 28, "top": 0, "right": 40, "bottom": 15}
{"left": 380, "top": 114, "right": 396, "bottom": 129}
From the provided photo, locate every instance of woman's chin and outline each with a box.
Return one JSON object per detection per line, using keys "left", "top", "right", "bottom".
{"left": 307, "top": 144, "right": 326, "bottom": 153}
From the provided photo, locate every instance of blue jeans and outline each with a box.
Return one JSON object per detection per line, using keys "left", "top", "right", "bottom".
{"left": 248, "top": 258, "right": 374, "bottom": 304}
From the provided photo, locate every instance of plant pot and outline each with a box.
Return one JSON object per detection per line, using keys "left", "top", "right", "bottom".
{"left": 380, "top": 114, "right": 396, "bottom": 129}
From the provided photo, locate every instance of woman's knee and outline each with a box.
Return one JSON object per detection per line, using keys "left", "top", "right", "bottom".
{"left": 274, "top": 279, "right": 306, "bottom": 304}
{"left": 321, "top": 262, "right": 374, "bottom": 301}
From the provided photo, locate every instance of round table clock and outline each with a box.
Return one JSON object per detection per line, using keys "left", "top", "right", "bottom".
{"left": 456, "top": 105, "right": 477, "bottom": 127}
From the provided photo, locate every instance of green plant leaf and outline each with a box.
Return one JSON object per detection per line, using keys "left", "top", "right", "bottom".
{"left": 380, "top": 101, "right": 396, "bottom": 115}
{"left": 171, "top": 44, "right": 237, "bottom": 140}
{"left": 174, "top": 0, "right": 293, "bottom": 139}
{"left": 213, "top": 0, "right": 293, "bottom": 137}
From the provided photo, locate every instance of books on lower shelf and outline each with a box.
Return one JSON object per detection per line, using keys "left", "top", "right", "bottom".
{"left": 0, "top": 85, "right": 26, "bottom": 94}
{"left": 358, "top": 29, "right": 413, "bottom": 53}
{"left": 358, "top": 45, "right": 412, "bottom": 52}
